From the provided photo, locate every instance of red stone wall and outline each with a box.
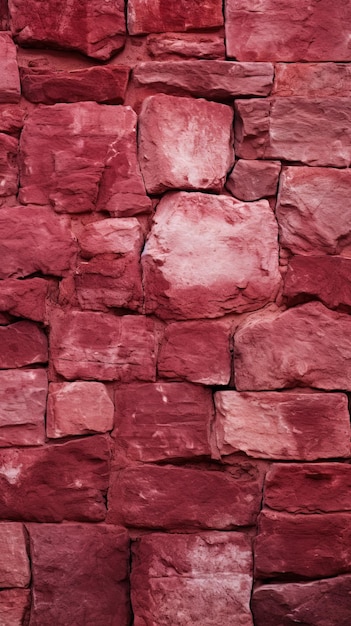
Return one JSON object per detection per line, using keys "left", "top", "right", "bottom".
{"left": 1, "top": 1, "right": 351, "bottom": 624}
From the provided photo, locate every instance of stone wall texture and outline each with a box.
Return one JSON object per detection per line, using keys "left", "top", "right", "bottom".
{"left": 0, "top": 1, "right": 350, "bottom": 624}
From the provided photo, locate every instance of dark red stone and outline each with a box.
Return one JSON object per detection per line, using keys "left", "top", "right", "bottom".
{"left": 0, "top": 589, "right": 30, "bottom": 626}
{"left": 226, "top": 159, "right": 281, "bottom": 202}
{"left": 0, "top": 104, "right": 25, "bottom": 134}
{"left": 0, "top": 321, "right": 48, "bottom": 368}
{"left": 273, "top": 62, "right": 351, "bottom": 98}
{"left": 0, "top": 278, "right": 51, "bottom": 322}
{"left": 127, "top": 0, "right": 223, "bottom": 35}
{"left": 0, "top": 132, "right": 18, "bottom": 197}
{"left": 0, "top": 33, "right": 20, "bottom": 103}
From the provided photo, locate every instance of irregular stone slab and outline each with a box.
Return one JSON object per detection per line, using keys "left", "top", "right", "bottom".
{"left": 214, "top": 391, "right": 350, "bottom": 460}
{"left": 115, "top": 382, "right": 212, "bottom": 461}
{"left": 225, "top": 0, "right": 351, "bottom": 61}
{"left": 284, "top": 256, "right": 351, "bottom": 310}
{"left": 226, "top": 160, "right": 281, "bottom": 201}
{"left": 142, "top": 192, "right": 280, "bottom": 320}
{"left": 146, "top": 33, "right": 225, "bottom": 60}
{"left": 276, "top": 167, "right": 351, "bottom": 255}
{"left": 0, "top": 132, "right": 18, "bottom": 196}
{"left": 0, "top": 33, "right": 20, "bottom": 103}
{"left": 138, "top": 95, "right": 234, "bottom": 194}
{"left": 0, "top": 104, "right": 25, "bottom": 134}
{"left": 127, "top": 0, "right": 223, "bottom": 35}
{"left": 273, "top": 62, "right": 351, "bottom": 97}
{"left": 255, "top": 510, "right": 351, "bottom": 579}
{"left": 0, "top": 321, "right": 48, "bottom": 368}
{"left": 75, "top": 218, "right": 144, "bottom": 311}
{"left": 158, "top": 320, "right": 232, "bottom": 385}
{"left": 0, "top": 523, "right": 30, "bottom": 587}
{"left": 235, "top": 97, "right": 351, "bottom": 167}
{"left": 47, "top": 382, "right": 114, "bottom": 438}
{"left": 51, "top": 310, "right": 157, "bottom": 382}
{"left": 0, "top": 206, "right": 77, "bottom": 278}
{"left": 234, "top": 302, "right": 351, "bottom": 391}
{"left": 0, "top": 435, "right": 110, "bottom": 521}
{"left": 265, "top": 463, "right": 351, "bottom": 514}
{"left": 108, "top": 463, "right": 263, "bottom": 529}
{"left": 29, "top": 524, "right": 130, "bottom": 626}
{"left": 20, "top": 65, "right": 130, "bottom": 104}
{"left": 0, "top": 278, "right": 51, "bottom": 322}
{"left": 19, "top": 103, "right": 151, "bottom": 216}
{"left": 132, "top": 532, "right": 253, "bottom": 626}
{"left": 133, "top": 61, "right": 273, "bottom": 99}
{"left": 0, "top": 369, "right": 47, "bottom": 447}
{"left": 9, "top": 0, "right": 126, "bottom": 60}
{"left": 0, "top": 1, "right": 9, "bottom": 29}
{"left": 252, "top": 575, "right": 351, "bottom": 626}
{"left": 0, "top": 589, "right": 30, "bottom": 626}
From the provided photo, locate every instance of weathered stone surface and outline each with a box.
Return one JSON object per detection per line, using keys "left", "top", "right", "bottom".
{"left": 0, "top": 321, "right": 48, "bottom": 368}
{"left": 0, "top": 590, "right": 30, "bottom": 626}
{"left": 9, "top": 0, "right": 126, "bottom": 60}
{"left": 265, "top": 463, "right": 351, "bottom": 514}
{"left": 158, "top": 320, "right": 232, "bottom": 385}
{"left": 146, "top": 33, "right": 225, "bottom": 59}
{"left": 284, "top": 256, "right": 351, "bottom": 310}
{"left": 225, "top": 0, "right": 351, "bottom": 61}
{"left": 0, "top": 278, "right": 51, "bottom": 322}
{"left": 0, "top": 0, "right": 9, "bottom": 29}
{"left": 0, "top": 206, "right": 77, "bottom": 278}
{"left": 0, "top": 33, "right": 20, "bottom": 103}
{"left": 252, "top": 575, "right": 351, "bottom": 626}
{"left": 0, "top": 369, "right": 47, "bottom": 446}
{"left": 29, "top": 524, "right": 130, "bottom": 626}
{"left": 20, "top": 65, "right": 130, "bottom": 104}
{"left": 133, "top": 61, "right": 273, "bottom": 99}
{"left": 51, "top": 310, "right": 157, "bottom": 382}
{"left": 0, "top": 104, "right": 25, "bottom": 134}
{"left": 115, "top": 382, "right": 212, "bottom": 461}
{"left": 142, "top": 192, "right": 280, "bottom": 320}
{"left": 0, "top": 132, "right": 18, "bottom": 196}
{"left": 255, "top": 510, "right": 351, "bottom": 579}
{"left": 47, "top": 381, "right": 114, "bottom": 438}
{"left": 235, "top": 98, "right": 351, "bottom": 167}
{"left": 132, "top": 532, "right": 253, "bottom": 626}
{"left": 226, "top": 159, "right": 281, "bottom": 201}
{"left": 276, "top": 167, "right": 351, "bottom": 255}
{"left": 214, "top": 391, "right": 350, "bottom": 460}
{"left": 0, "top": 523, "right": 30, "bottom": 587}
{"left": 76, "top": 218, "right": 144, "bottom": 311}
{"left": 127, "top": 0, "right": 223, "bottom": 35}
{"left": 19, "top": 103, "right": 151, "bottom": 216}
{"left": 107, "top": 464, "right": 263, "bottom": 529}
{"left": 234, "top": 302, "right": 351, "bottom": 391}
{"left": 273, "top": 62, "right": 351, "bottom": 97}
{"left": 0, "top": 435, "right": 110, "bottom": 521}
{"left": 138, "top": 95, "right": 234, "bottom": 194}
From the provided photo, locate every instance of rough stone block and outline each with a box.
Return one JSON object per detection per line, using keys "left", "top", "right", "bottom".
{"left": 255, "top": 510, "right": 351, "bottom": 579}
{"left": 107, "top": 463, "right": 263, "bottom": 529}
{"left": 142, "top": 192, "right": 280, "bottom": 320}
{"left": 0, "top": 278, "right": 51, "bottom": 322}
{"left": 158, "top": 320, "right": 232, "bottom": 385}
{"left": 146, "top": 33, "right": 225, "bottom": 59}
{"left": 0, "top": 206, "right": 77, "bottom": 278}
{"left": 276, "top": 167, "right": 351, "bottom": 255}
{"left": 115, "top": 382, "right": 212, "bottom": 461}
{"left": 273, "top": 62, "right": 351, "bottom": 97}
{"left": 0, "top": 33, "right": 20, "bottom": 103}
{"left": 234, "top": 302, "right": 351, "bottom": 391}
{"left": 133, "top": 61, "right": 273, "bottom": 99}
{"left": 226, "top": 159, "right": 281, "bottom": 201}
{"left": 0, "top": 435, "right": 110, "bottom": 521}
{"left": 47, "top": 382, "right": 114, "bottom": 438}
{"left": 0, "top": 590, "right": 30, "bottom": 626}
{"left": 132, "top": 532, "right": 253, "bottom": 626}
{"left": 127, "top": 0, "right": 223, "bottom": 35}
{"left": 9, "top": 0, "right": 126, "bottom": 60}
{"left": 19, "top": 103, "right": 151, "bottom": 216}
{"left": 50, "top": 310, "right": 157, "bottom": 382}
{"left": 0, "top": 321, "right": 48, "bottom": 368}
{"left": 225, "top": 0, "right": 351, "bottom": 61}
{"left": 0, "top": 132, "right": 18, "bottom": 196}
{"left": 0, "top": 369, "right": 47, "bottom": 447}
{"left": 138, "top": 95, "right": 234, "bottom": 194}
{"left": 19, "top": 65, "right": 130, "bottom": 104}
{"left": 0, "top": 523, "right": 30, "bottom": 587}
{"left": 28, "top": 524, "right": 130, "bottom": 626}
{"left": 0, "top": 104, "right": 25, "bottom": 134}
{"left": 213, "top": 391, "right": 350, "bottom": 460}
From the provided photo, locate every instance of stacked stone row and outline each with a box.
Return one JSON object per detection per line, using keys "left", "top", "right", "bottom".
{"left": 1, "top": 0, "right": 351, "bottom": 624}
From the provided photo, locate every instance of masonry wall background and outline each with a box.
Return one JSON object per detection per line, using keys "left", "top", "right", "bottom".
{"left": 1, "top": 1, "right": 351, "bottom": 624}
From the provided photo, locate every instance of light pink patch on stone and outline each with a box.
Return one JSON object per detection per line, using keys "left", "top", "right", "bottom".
{"left": 146, "top": 33, "right": 225, "bottom": 60}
